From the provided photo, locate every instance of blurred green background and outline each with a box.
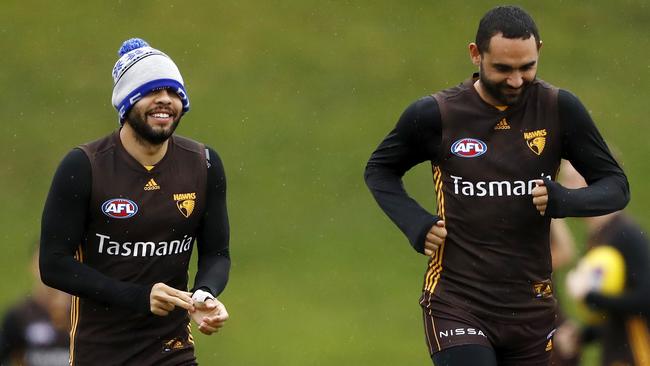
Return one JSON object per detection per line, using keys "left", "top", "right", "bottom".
{"left": 1, "top": 1, "right": 648, "bottom": 365}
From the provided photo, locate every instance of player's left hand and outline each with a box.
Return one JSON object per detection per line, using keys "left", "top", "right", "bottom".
{"left": 531, "top": 179, "right": 548, "bottom": 216}
{"left": 189, "top": 298, "right": 229, "bottom": 335}
{"left": 553, "top": 320, "right": 581, "bottom": 358}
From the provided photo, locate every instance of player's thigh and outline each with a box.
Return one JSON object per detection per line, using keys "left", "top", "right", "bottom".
{"left": 496, "top": 312, "right": 556, "bottom": 366}
{"left": 421, "top": 294, "right": 492, "bottom": 355}
{"left": 431, "top": 344, "right": 497, "bottom": 366}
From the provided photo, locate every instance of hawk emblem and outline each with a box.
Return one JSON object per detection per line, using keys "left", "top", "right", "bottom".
{"left": 523, "top": 129, "right": 548, "bottom": 156}
{"left": 176, "top": 200, "right": 195, "bottom": 218}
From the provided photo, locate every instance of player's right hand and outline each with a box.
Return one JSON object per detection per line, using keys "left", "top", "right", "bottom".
{"left": 424, "top": 220, "right": 446, "bottom": 256}
{"left": 532, "top": 179, "right": 548, "bottom": 216}
{"left": 565, "top": 266, "right": 592, "bottom": 301}
{"left": 150, "top": 283, "right": 194, "bottom": 316}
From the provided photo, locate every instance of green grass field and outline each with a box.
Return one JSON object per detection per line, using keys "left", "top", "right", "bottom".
{"left": 1, "top": 1, "right": 649, "bottom": 365}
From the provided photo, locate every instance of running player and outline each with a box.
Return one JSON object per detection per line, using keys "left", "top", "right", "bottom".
{"left": 364, "top": 6, "right": 629, "bottom": 365}
{"left": 39, "top": 38, "right": 231, "bottom": 365}
{"left": 562, "top": 161, "right": 650, "bottom": 365}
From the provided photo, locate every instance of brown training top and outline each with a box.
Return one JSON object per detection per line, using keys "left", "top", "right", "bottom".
{"left": 425, "top": 78, "right": 560, "bottom": 322}
{"left": 73, "top": 132, "right": 207, "bottom": 365}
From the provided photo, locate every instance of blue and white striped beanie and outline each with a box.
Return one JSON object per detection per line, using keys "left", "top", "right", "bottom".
{"left": 111, "top": 38, "right": 190, "bottom": 124}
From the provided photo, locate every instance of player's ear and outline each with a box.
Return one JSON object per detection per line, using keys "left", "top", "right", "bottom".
{"left": 538, "top": 39, "right": 543, "bottom": 52}
{"left": 469, "top": 43, "right": 481, "bottom": 66}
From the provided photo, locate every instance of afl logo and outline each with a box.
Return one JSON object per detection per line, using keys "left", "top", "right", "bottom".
{"left": 451, "top": 138, "right": 487, "bottom": 158}
{"left": 101, "top": 198, "right": 138, "bottom": 219}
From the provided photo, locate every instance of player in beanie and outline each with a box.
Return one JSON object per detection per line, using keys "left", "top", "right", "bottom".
{"left": 40, "top": 38, "right": 231, "bottom": 365}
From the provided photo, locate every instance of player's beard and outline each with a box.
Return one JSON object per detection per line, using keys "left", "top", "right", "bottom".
{"left": 479, "top": 63, "right": 535, "bottom": 106}
{"left": 125, "top": 110, "right": 181, "bottom": 146}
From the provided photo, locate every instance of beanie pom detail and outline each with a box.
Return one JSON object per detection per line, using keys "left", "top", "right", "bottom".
{"left": 118, "top": 38, "right": 150, "bottom": 57}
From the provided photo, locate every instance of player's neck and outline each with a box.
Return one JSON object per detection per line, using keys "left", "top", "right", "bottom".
{"left": 473, "top": 80, "right": 502, "bottom": 107}
{"left": 119, "top": 124, "right": 169, "bottom": 167}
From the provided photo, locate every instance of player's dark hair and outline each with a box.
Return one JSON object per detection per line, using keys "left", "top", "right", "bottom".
{"left": 475, "top": 5, "right": 540, "bottom": 54}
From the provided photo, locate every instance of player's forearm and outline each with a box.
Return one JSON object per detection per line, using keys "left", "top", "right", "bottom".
{"left": 39, "top": 253, "right": 151, "bottom": 314}
{"left": 193, "top": 253, "right": 230, "bottom": 297}
{"left": 364, "top": 167, "right": 438, "bottom": 253}
{"left": 584, "top": 289, "right": 650, "bottom": 315}
{"left": 544, "top": 175, "right": 629, "bottom": 218}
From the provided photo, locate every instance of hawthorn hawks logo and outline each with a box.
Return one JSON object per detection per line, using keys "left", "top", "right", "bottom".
{"left": 173, "top": 193, "right": 196, "bottom": 218}
{"left": 524, "top": 129, "right": 547, "bottom": 156}
{"left": 101, "top": 198, "right": 138, "bottom": 219}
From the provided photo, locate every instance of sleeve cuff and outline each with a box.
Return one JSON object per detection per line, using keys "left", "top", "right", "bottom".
{"left": 542, "top": 178, "right": 566, "bottom": 218}
{"left": 192, "top": 288, "right": 215, "bottom": 303}
{"left": 411, "top": 216, "right": 439, "bottom": 254}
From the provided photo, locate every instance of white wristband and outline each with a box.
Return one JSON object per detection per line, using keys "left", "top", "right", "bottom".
{"left": 192, "top": 289, "right": 215, "bottom": 304}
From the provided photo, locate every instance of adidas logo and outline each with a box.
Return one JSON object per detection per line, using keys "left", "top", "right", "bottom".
{"left": 144, "top": 178, "right": 161, "bottom": 191}
{"left": 494, "top": 118, "right": 511, "bottom": 130}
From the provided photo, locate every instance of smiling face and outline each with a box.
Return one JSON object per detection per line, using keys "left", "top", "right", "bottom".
{"left": 125, "top": 88, "right": 183, "bottom": 145}
{"left": 470, "top": 33, "right": 541, "bottom": 106}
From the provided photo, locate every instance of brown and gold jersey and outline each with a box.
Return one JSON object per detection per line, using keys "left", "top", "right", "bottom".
{"left": 71, "top": 132, "right": 206, "bottom": 365}
{"left": 425, "top": 78, "right": 560, "bottom": 321}
{"left": 366, "top": 75, "right": 628, "bottom": 323}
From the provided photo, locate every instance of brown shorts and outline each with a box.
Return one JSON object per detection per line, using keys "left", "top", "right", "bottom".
{"left": 420, "top": 291, "right": 556, "bottom": 366}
